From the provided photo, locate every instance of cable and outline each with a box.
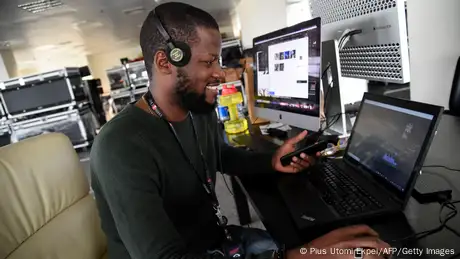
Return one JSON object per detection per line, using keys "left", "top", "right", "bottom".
{"left": 321, "top": 64, "right": 331, "bottom": 80}
{"left": 320, "top": 29, "right": 362, "bottom": 125}
{"left": 440, "top": 201, "right": 460, "bottom": 239}
{"left": 320, "top": 63, "right": 333, "bottom": 126}
{"left": 392, "top": 200, "right": 460, "bottom": 244}
{"left": 320, "top": 111, "right": 355, "bottom": 132}
{"left": 337, "top": 28, "right": 352, "bottom": 49}
{"left": 423, "top": 165, "right": 460, "bottom": 173}
{"left": 312, "top": 112, "right": 344, "bottom": 143}
{"left": 323, "top": 84, "right": 332, "bottom": 117}
{"left": 338, "top": 29, "right": 363, "bottom": 50}
{"left": 445, "top": 201, "right": 460, "bottom": 238}
{"left": 321, "top": 113, "right": 342, "bottom": 132}
{"left": 321, "top": 30, "right": 362, "bottom": 122}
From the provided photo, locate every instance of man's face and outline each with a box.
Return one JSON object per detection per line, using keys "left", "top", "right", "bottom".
{"left": 172, "top": 27, "right": 223, "bottom": 114}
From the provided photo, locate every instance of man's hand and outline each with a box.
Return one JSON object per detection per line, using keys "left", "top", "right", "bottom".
{"left": 286, "top": 225, "right": 391, "bottom": 259}
{"left": 272, "top": 130, "right": 317, "bottom": 173}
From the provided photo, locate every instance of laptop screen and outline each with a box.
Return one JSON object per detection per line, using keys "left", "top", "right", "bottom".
{"left": 346, "top": 99, "right": 434, "bottom": 192}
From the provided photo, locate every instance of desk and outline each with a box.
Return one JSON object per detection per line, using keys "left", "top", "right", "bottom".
{"left": 232, "top": 115, "right": 460, "bottom": 258}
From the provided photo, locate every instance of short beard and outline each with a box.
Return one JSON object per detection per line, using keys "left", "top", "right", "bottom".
{"left": 174, "top": 68, "right": 217, "bottom": 114}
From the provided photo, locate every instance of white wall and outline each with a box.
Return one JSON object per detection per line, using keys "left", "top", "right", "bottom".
{"left": 235, "top": 0, "right": 287, "bottom": 49}
{"left": 11, "top": 48, "right": 88, "bottom": 77}
{"left": 408, "top": 0, "right": 460, "bottom": 108}
{"left": 231, "top": 10, "right": 241, "bottom": 38}
{"left": 1, "top": 50, "right": 17, "bottom": 79}
{"left": 0, "top": 55, "right": 9, "bottom": 81}
{"left": 87, "top": 45, "right": 142, "bottom": 93}
{"left": 286, "top": 0, "right": 312, "bottom": 27}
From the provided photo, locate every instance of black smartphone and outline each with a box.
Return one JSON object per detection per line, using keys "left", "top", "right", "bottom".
{"left": 280, "top": 140, "right": 328, "bottom": 166}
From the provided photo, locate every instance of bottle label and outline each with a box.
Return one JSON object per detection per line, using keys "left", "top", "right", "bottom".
{"left": 218, "top": 106, "right": 230, "bottom": 121}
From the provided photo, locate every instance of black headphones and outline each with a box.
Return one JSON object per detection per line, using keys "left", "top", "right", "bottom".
{"left": 152, "top": 9, "right": 192, "bottom": 67}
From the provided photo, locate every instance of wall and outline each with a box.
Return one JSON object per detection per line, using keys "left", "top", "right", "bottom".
{"left": 87, "top": 45, "right": 142, "bottom": 93}
{"left": 408, "top": 0, "right": 460, "bottom": 108}
{"left": 286, "top": 0, "right": 312, "bottom": 27}
{"left": 12, "top": 48, "right": 88, "bottom": 77}
{"left": 235, "top": 0, "right": 287, "bottom": 49}
{"left": 231, "top": 10, "right": 241, "bottom": 39}
{"left": 0, "top": 49, "right": 17, "bottom": 80}
{"left": 0, "top": 54, "right": 9, "bottom": 81}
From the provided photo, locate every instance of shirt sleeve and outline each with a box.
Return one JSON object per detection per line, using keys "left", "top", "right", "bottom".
{"left": 90, "top": 133, "right": 219, "bottom": 259}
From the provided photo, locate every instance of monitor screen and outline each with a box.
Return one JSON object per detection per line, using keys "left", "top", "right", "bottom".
{"left": 2, "top": 79, "right": 73, "bottom": 115}
{"left": 346, "top": 99, "right": 434, "bottom": 192}
{"left": 253, "top": 18, "right": 321, "bottom": 116}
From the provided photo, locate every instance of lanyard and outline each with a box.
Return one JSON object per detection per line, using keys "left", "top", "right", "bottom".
{"left": 143, "top": 91, "right": 231, "bottom": 239}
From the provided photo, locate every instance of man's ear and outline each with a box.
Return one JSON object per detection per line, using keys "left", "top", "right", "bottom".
{"left": 154, "top": 50, "right": 172, "bottom": 74}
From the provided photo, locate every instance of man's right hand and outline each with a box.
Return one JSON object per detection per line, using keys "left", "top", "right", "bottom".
{"left": 286, "top": 225, "right": 391, "bottom": 259}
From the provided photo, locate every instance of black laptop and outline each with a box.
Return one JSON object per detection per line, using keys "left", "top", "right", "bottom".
{"left": 278, "top": 93, "right": 444, "bottom": 229}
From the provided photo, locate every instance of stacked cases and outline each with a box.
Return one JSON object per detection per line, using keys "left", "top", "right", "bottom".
{"left": 0, "top": 67, "right": 96, "bottom": 148}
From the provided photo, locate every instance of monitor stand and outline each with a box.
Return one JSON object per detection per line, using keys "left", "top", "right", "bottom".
{"left": 321, "top": 40, "right": 354, "bottom": 136}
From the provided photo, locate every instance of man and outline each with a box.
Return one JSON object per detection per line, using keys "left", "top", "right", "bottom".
{"left": 90, "top": 2, "right": 390, "bottom": 259}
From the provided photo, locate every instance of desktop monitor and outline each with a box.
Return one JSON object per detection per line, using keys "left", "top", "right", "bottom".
{"left": 253, "top": 17, "right": 322, "bottom": 131}
{"left": 310, "top": 0, "right": 410, "bottom": 84}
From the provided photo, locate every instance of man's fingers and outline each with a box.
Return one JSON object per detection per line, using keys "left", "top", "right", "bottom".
{"left": 292, "top": 155, "right": 310, "bottom": 168}
{"left": 290, "top": 162, "right": 303, "bottom": 172}
{"left": 337, "top": 236, "right": 390, "bottom": 251}
{"left": 286, "top": 130, "right": 308, "bottom": 145}
{"left": 331, "top": 225, "right": 379, "bottom": 239}
{"left": 301, "top": 153, "right": 317, "bottom": 166}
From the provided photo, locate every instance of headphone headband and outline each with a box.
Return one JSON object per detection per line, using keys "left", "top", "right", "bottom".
{"left": 152, "top": 9, "right": 172, "bottom": 44}
{"left": 151, "top": 7, "right": 192, "bottom": 67}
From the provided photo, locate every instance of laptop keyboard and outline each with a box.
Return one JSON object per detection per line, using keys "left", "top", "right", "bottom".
{"left": 311, "top": 162, "right": 383, "bottom": 217}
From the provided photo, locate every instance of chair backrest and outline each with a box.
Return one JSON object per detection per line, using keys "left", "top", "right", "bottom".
{"left": 449, "top": 56, "right": 460, "bottom": 116}
{"left": 0, "top": 133, "right": 106, "bottom": 259}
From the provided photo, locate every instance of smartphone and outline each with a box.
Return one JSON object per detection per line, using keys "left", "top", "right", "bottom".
{"left": 280, "top": 140, "right": 328, "bottom": 166}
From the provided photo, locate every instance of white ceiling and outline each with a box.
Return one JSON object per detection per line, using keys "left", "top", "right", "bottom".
{"left": 0, "top": 0, "right": 239, "bottom": 71}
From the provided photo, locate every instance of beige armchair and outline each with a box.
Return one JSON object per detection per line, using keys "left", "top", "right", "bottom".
{"left": 0, "top": 133, "right": 107, "bottom": 259}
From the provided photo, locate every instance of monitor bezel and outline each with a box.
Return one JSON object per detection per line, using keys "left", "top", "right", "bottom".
{"left": 343, "top": 93, "right": 444, "bottom": 205}
{"left": 252, "top": 17, "right": 322, "bottom": 117}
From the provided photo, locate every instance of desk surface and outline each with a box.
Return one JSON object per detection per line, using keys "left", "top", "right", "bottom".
{"left": 235, "top": 115, "right": 460, "bottom": 258}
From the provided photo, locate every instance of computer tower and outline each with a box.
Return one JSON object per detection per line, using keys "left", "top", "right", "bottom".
{"left": 311, "top": 0, "right": 410, "bottom": 83}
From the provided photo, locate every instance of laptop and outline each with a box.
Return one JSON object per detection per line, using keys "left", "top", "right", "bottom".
{"left": 278, "top": 93, "right": 444, "bottom": 230}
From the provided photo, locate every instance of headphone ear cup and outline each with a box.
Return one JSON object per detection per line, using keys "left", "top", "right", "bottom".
{"left": 167, "top": 41, "right": 192, "bottom": 67}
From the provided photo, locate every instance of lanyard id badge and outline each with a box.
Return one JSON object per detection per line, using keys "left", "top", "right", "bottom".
{"left": 143, "top": 91, "right": 231, "bottom": 238}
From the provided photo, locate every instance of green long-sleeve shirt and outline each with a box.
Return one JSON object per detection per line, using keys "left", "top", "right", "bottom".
{"left": 90, "top": 104, "right": 275, "bottom": 259}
